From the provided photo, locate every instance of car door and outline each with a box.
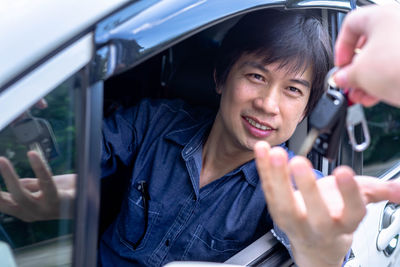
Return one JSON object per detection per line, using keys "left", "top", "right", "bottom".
{"left": 0, "top": 1, "right": 128, "bottom": 266}
{"left": 0, "top": 35, "right": 95, "bottom": 267}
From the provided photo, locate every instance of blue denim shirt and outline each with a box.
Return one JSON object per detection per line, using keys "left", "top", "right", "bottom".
{"left": 99, "top": 98, "right": 322, "bottom": 266}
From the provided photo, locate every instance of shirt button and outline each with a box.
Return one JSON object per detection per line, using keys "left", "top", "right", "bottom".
{"left": 192, "top": 194, "right": 197, "bottom": 201}
{"left": 165, "top": 239, "right": 170, "bottom": 246}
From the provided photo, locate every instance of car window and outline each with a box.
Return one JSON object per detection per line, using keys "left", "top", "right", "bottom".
{"left": 0, "top": 74, "right": 78, "bottom": 266}
{"left": 363, "top": 103, "right": 400, "bottom": 177}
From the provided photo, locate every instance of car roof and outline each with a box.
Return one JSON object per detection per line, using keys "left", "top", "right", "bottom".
{"left": 1, "top": 0, "right": 387, "bottom": 90}
{"left": 0, "top": 0, "right": 129, "bottom": 88}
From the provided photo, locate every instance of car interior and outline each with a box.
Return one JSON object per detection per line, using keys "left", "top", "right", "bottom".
{"left": 100, "top": 8, "right": 326, "bottom": 265}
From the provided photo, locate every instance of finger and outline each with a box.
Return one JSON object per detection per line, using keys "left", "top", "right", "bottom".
{"left": 0, "top": 192, "right": 35, "bottom": 222}
{"left": 355, "top": 35, "right": 367, "bottom": 49}
{"left": 0, "top": 191, "right": 21, "bottom": 216}
{"left": 0, "top": 157, "right": 32, "bottom": 204}
{"left": 334, "top": 63, "right": 382, "bottom": 104}
{"left": 255, "top": 142, "right": 299, "bottom": 226}
{"left": 289, "top": 157, "right": 330, "bottom": 223}
{"left": 348, "top": 88, "right": 380, "bottom": 107}
{"left": 333, "top": 64, "right": 362, "bottom": 92}
{"left": 384, "top": 180, "right": 400, "bottom": 204}
{"left": 0, "top": 190, "right": 17, "bottom": 205}
{"left": 334, "top": 166, "right": 366, "bottom": 233}
{"left": 27, "top": 151, "right": 58, "bottom": 201}
{"left": 20, "top": 178, "right": 40, "bottom": 192}
{"left": 335, "top": 7, "right": 371, "bottom": 66}
{"left": 356, "top": 176, "right": 400, "bottom": 204}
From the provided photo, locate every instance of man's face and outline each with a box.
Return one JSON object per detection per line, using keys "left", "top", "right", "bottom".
{"left": 216, "top": 53, "right": 312, "bottom": 152}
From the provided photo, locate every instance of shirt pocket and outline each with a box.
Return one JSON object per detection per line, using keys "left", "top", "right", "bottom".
{"left": 116, "top": 186, "right": 162, "bottom": 251}
{"left": 182, "top": 225, "right": 244, "bottom": 262}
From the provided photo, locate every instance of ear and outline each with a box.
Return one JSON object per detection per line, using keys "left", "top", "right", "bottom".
{"left": 213, "top": 69, "right": 222, "bottom": 94}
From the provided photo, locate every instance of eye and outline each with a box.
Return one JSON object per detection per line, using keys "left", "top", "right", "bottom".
{"left": 248, "top": 73, "right": 265, "bottom": 83}
{"left": 287, "top": 86, "right": 303, "bottom": 96}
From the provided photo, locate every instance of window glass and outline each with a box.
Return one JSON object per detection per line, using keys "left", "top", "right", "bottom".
{"left": 0, "top": 75, "right": 78, "bottom": 266}
{"left": 363, "top": 103, "right": 400, "bottom": 177}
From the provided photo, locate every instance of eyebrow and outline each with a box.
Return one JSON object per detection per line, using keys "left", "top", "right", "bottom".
{"left": 240, "top": 61, "right": 268, "bottom": 73}
{"left": 240, "top": 61, "right": 311, "bottom": 89}
{"left": 290, "top": 79, "right": 311, "bottom": 89}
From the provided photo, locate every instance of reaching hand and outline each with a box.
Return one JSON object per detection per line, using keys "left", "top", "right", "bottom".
{"left": 0, "top": 151, "right": 76, "bottom": 222}
{"left": 254, "top": 141, "right": 400, "bottom": 267}
{"left": 334, "top": 4, "right": 400, "bottom": 107}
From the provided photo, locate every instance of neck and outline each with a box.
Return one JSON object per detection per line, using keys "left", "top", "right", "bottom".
{"left": 200, "top": 113, "right": 253, "bottom": 188}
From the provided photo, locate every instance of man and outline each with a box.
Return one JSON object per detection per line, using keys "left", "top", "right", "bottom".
{"left": 0, "top": 8, "right": 397, "bottom": 267}
{"left": 98, "top": 9, "right": 331, "bottom": 265}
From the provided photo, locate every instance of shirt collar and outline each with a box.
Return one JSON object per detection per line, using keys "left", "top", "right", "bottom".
{"left": 239, "top": 143, "right": 294, "bottom": 187}
{"left": 164, "top": 119, "right": 213, "bottom": 148}
{"left": 164, "top": 119, "right": 293, "bottom": 188}
{"left": 240, "top": 160, "right": 258, "bottom": 187}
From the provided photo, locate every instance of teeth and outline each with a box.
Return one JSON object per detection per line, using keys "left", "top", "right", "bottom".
{"left": 246, "top": 117, "right": 271, "bottom": 130}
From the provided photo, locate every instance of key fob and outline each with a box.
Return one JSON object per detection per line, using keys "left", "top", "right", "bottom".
{"left": 309, "top": 89, "right": 347, "bottom": 161}
{"left": 309, "top": 89, "right": 347, "bottom": 133}
{"left": 11, "top": 116, "right": 59, "bottom": 161}
{"left": 313, "top": 113, "right": 346, "bottom": 161}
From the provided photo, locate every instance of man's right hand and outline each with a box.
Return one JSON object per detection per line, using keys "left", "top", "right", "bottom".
{"left": 255, "top": 141, "right": 400, "bottom": 267}
{"left": 0, "top": 151, "right": 76, "bottom": 222}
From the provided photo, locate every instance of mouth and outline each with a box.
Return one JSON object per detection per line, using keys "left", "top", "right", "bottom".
{"left": 243, "top": 116, "right": 274, "bottom": 131}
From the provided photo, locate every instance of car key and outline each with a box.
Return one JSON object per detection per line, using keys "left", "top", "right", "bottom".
{"left": 326, "top": 68, "right": 371, "bottom": 152}
{"left": 298, "top": 89, "right": 347, "bottom": 158}
{"left": 326, "top": 67, "right": 371, "bottom": 152}
{"left": 299, "top": 66, "right": 371, "bottom": 160}
{"left": 312, "top": 110, "right": 347, "bottom": 161}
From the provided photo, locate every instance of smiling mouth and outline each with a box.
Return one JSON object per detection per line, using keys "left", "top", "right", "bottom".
{"left": 244, "top": 117, "right": 273, "bottom": 131}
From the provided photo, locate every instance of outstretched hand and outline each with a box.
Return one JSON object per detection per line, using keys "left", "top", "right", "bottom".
{"left": 254, "top": 141, "right": 400, "bottom": 267}
{"left": 0, "top": 151, "right": 76, "bottom": 222}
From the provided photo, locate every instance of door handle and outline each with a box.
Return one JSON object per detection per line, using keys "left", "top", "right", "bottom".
{"left": 376, "top": 203, "right": 400, "bottom": 255}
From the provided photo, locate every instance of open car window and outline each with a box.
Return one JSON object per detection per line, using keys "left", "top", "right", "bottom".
{"left": 0, "top": 26, "right": 95, "bottom": 265}
{"left": 0, "top": 74, "right": 78, "bottom": 266}
{"left": 362, "top": 104, "right": 400, "bottom": 177}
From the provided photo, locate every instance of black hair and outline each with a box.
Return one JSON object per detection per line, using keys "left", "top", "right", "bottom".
{"left": 214, "top": 9, "right": 333, "bottom": 116}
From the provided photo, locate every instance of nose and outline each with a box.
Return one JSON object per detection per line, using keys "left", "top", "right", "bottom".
{"left": 253, "top": 86, "right": 280, "bottom": 115}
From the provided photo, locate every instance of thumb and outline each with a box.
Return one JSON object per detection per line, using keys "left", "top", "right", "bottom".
{"left": 334, "top": 66, "right": 380, "bottom": 107}
{"left": 333, "top": 64, "right": 357, "bottom": 90}
{"left": 356, "top": 176, "right": 400, "bottom": 204}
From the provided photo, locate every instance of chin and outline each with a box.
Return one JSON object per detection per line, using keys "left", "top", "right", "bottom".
{"left": 244, "top": 140, "right": 259, "bottom": 152}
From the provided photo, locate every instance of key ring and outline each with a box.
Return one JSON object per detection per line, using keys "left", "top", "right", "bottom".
{"left": 325, "top": 47, "right": 362, "bottom": 90}
{"left": 324, "top": 67, "right": 371, "bottom": 152}
{"left": 325, "top": 67, "right": 340, "bottom": 90}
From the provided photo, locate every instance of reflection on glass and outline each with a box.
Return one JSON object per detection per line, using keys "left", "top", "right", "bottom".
{"left": 363, "top": 103, "right": 400, "bottom": 177}
{"left": 0, "top": 77, "right": 76, "bottom": 266}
